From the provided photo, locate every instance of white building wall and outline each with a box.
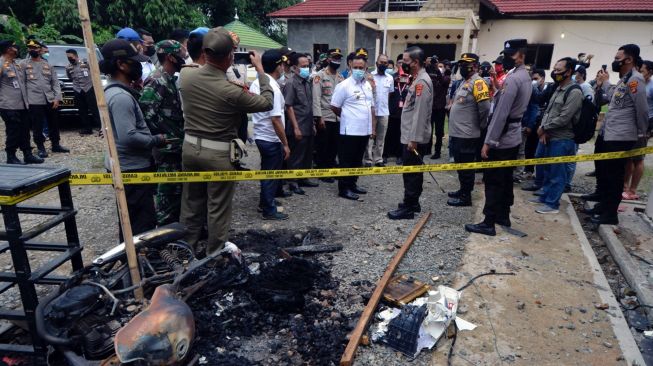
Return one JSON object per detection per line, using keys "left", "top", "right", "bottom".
{"left": 477, "top": 18, "right": 653, "bottom": 79}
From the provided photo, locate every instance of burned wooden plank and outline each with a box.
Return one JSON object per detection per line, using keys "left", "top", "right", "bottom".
{"left": 283, "top": 244, "right": 344, "bottom": 255}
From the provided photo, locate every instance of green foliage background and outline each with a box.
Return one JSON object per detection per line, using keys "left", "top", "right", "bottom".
{"left": 0, "top": 0, "right": 299, "bottom": 46}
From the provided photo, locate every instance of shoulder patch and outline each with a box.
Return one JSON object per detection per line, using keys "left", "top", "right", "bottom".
{"left": 314, "top": 76, "right": 321, "bottom": 84}
{"left": 415, "top": 83, "right": 424, "bottom": 97}
{"left": 473, "top": 79, "right": 490, "bottom": 102}
{"left": 629, "top": 80, "right": 638, "bottom": 94}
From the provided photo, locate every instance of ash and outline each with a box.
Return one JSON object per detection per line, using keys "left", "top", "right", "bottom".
{"left": 189, "top": 229, "right": 352, "bottom": 366}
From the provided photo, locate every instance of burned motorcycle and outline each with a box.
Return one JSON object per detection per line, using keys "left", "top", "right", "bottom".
{"left": 35, "top": 223, "right": 248, "bottom": 365}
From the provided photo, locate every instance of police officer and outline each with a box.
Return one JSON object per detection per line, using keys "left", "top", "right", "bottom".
{"left": 447, "top": 53, "right": 490, "bottom": 207}
{"left": 179, "top": 27, "right": 273, "bottom": 256}
{"left": 0, "top": 40, "right": 43, "bottom": 164}
{"left": 465, "top": 39, "right": 532, "bottom": 236}
{"left": 21, "top": 39, "right": 69, "bottom": 158}
{"left": 139, "top": 40, "right": 187, "bottom": 226}
{"left": 387, "top": 46, "right": 434, "bottom": 220}
{"left": 585, "top": 44, "right": 649, "bottom": 225}
{"left": 313, "top": 48, "right": 344, "bottom": 181}
{"left": 66, "top": 49, "right": 100, "bottom": 135}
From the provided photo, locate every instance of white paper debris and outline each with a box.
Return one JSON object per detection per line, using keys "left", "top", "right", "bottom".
{"left": 374, "top": 285, "right": 477, "bottom": 357}
{"left": 644, "top": 330, "right": 653, "bottom": 339}
{"left": 199, "top": 356, "right": 208, "bottom": 364}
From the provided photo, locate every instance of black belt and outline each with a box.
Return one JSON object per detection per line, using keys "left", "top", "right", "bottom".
{"left": 501, "top": 117, "right": 522, "bottom": 135}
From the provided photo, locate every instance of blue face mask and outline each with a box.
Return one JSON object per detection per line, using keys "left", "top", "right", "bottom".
{"left": 386, "top": 69, "right": 395, "bottom": 76}
{"left": 571, "top": 74, "right": 577, "bottom": 82}
{"left": 352, "top": 69, "right": 365, "bottom": 81}
{"left": 42, "top": 52, "right": 50, "bottom": 60}
{"left": 299, "top": 67, "right": 310, "bottom": 79}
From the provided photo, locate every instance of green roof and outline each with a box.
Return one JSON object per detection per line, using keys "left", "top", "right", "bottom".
{"left": 223, "top": 19, "right": 282, "bottom": 49}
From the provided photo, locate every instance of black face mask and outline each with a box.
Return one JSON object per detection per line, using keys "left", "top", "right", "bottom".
{"left": 29, "top": 50, "right": 40, "bottom": 58}
{"left": 377, "top": 64, "right": 387, "bottom": 74}
{"left": 144, "top": 46, "right": 156, "bottom": 57}
{"left": 172, "top": 55, "right": 185, "bottom": 72}
{"left": 329, "top": 61, "right": 341, "bottom": 70}
{"left": 401, "top": 62, "right": 411, "bottom": 73}
{"left": 459, "top": 65, "right": 473, "bottom": 79}
{"left": 68, "top": 57, "right": 77, "bottom": 64}
{"left": 502, "top": 56, "right": 516, "bottom": 71}
{"left": 124, "top": 60, "right": 143, "bottom": 81}
{"left": 611, "top": 59, "right": 624, "bottom": 73}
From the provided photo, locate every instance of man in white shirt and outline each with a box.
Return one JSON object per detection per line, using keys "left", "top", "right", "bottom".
{"left": 364, "top": 54, "right": 394, "bottom": 167}
{"left": 331, "top": 55, "right": 376, "bottom": 200}
{"left": 251, "top": 50, "right": 291, "bottom": 220}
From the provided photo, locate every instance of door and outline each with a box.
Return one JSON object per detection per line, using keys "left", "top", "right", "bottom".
{"left": 407, "top": 43, "right": 457, "bottom": 62}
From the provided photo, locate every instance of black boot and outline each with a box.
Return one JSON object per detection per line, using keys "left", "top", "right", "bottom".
{"left": 447, "top": 194, "right": 471, "bottom": 207}
{"left": 24, "top": 152, "right": 44, "bottom": 164}
{"left": 398, "top": 202, "right": 421, "bottom": 212}
{"left": 388, "top": 204, "right": 418, "bottom": 220}
{"left": 37, "top": 144, "right": 48, "bottom": 158}
{"left": 51, "top": 144, "right": 70, "bottom": 153}
{"left": 581, "top": 192, "right": 601, "bottom": 202}
{"left": 447, "top": 190, "right": 461, "bottom": 198}
{"left": 6, "top": 151, "right": 23, "bottom": 165}
{"left": 464, "top": 222, "right": 496, "bottom": 236}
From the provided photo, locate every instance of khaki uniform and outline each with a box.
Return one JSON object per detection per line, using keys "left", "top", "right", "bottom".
{"left": 66, "top": 60, "right": 99, "bottom": 131}
{"left": 179, "top": 64, "right": 273, "bottom": 254}
{"left": 65, "top": 60, "right": 93, "bottom": 93}
{"left": 20, "top": 57, "right": 63, "bottom": 148}
{"left": 399, "top": 68, "right": 433, "bottom": 206}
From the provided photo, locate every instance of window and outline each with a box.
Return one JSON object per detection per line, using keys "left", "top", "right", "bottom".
{"left": 313, "top": 44, "right": 329, "bottom": 62}
{"left": 525, "top": 44, "right": 554, "bottom": 70}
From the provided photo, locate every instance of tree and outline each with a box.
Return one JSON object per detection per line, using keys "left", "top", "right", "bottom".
{"left": 192, "top": 0, "right": 300, "bottom": 44}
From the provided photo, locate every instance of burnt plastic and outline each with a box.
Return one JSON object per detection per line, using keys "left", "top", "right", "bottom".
{"left": 384, "top": 303, "right": 428, "bottom": 358}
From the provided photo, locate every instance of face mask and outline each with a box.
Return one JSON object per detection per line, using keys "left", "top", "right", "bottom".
{"left": 459, "top": 65, "right": 472, "bottom": 79}
{"left": 502, "top": 57, "right": 515, "bottom": 71}
{"left": 494, "top": 65, "right": 503, "bottom": 74}
{"left": 438, "top": 67, "right": 445, "bottom": 74}
{"left": 29, "top": 50, "right": 40, "bottom": 58}
{"left": 68, "top": 57, "right": 76, "bottom": 64}
{"left": 377, "top": 65, "right": 387, "bottom": 74}
{"left": 532, "top": 80, "right": 538, "bottom": 87}
{"left": 401, "top": 62, "right": 411, "bottom": 74}
{"left": 552, "top": 71, "right": 567, "bottom": 83}
{"left": 42, "top": 52, "right": 49, "bottom": 60}
{"left": 279, "top": 74, "right": 286, "bottom": 83}
{"left": 352, "top": 69, "right": 365, "bottom": 81}
{"left": 329, "top": 61, "right": 340, "bottom": 70}
{"left": 571, "top": 75, "right": 576, "bottom": 82}
{"left": 611, "top": 59, "right": 624, "bottom": 73}
{"left": 299, "top": 67, "right": 310, "bottom": 79}
{"left": 144, "top": 46, "right": 156, "bottom": 57}
{"left": 385, "top": 69, "right": 395, "bottom": 76}
{"left": 172, "top": 55, "right": 185, "bottom": 72}
{"left": 124, "top": 60, "right": 143, "bottom": 81}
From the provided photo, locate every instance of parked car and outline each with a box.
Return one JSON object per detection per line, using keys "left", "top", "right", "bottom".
{"left": 46, "top": 44, "right": 105, "bottom": 118}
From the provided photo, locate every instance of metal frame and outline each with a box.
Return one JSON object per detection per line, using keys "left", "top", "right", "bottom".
{"left": 0, "top": 181, "right": 84, "bottom": 363}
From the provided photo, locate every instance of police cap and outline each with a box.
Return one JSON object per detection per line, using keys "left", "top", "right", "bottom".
{"left": 503, "top": 39, "right": 528, "bottom": 55}
{"left": 458, "top": 53, "right": 479, "bottom": 64}
{"left": 0, "top": 40, "right": 16, "bottom": 54}
{"left": 203, "top": 27, "right": 234, "bottom": 55}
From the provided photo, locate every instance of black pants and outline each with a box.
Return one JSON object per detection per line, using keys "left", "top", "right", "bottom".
{"left": 451, "top": 137, "right": 479, "bottom": 195}
{"left": 384, "top": 116, "right": 402, "bottom": 158}
{"left": 524, "top": 123, "right": 540, "bottom": 173}
{"left": 315, "top": 121, "right": 339, "bottom": 168}
{"left": 29, "top": 103, "right": 60, "bottom": 147}
{"left": 595, "top": 135, "right": 635, "bottom": 221}
{"left": 482, "top": 146, "right": 519, "bottom": 225}
{"left": 75, "top": 88, "right": 101, "bottom": 130}
{"left": 337, "top": 134, "right": 369, "bottom": 192}
{"left": 402, "top": 143, "right": 430, "bottom": 206}
{"left": 1, "top": 109, "right": 31, "bottom": 154}
{"left": 117, "top": 166, "right": 156, "bottom": 242}
{"left": 238, "top": 113, "right": 248, "bottom": 142}
{"left": 429, "top": 109, "right": 446, "bottom": 155}
{"left": 288, "top": 134, "right": 314, "bottom": 184}
{"left": 476, "top": 127, "right": 488, "bottom": 163}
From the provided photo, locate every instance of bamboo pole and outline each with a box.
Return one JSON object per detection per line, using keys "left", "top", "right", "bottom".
{"left": 76, "top": 0, "right": 143, "bottom": 301}
{"left": 340, "top": 212, "right": 432, "bottom": 366}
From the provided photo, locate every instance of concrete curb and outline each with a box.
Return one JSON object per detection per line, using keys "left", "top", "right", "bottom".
{"left": 563, "top": 195, "right": 645, "bottom": 365}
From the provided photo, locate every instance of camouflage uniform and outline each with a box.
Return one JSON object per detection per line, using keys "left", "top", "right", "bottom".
{"left": 139, "top": 40, "right": 187, "bottom": 226}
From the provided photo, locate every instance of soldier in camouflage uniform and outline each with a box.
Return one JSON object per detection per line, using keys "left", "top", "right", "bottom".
{"left": 139, "top": 40, "right": 187, "bottom": 226}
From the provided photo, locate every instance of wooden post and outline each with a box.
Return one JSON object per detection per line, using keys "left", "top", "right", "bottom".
{"left": 340, "top": 212, "right": 432, "bottom": 366}
{"left": 76, "top": 0, "right": 144, "bottom": 301}
{"left": 348, "top": 16, "right": 356, "bottom": 54}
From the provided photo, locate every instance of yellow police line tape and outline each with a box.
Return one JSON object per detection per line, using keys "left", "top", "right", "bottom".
{"left": 68, "top": 146, "right": 653, "bottom": 185}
